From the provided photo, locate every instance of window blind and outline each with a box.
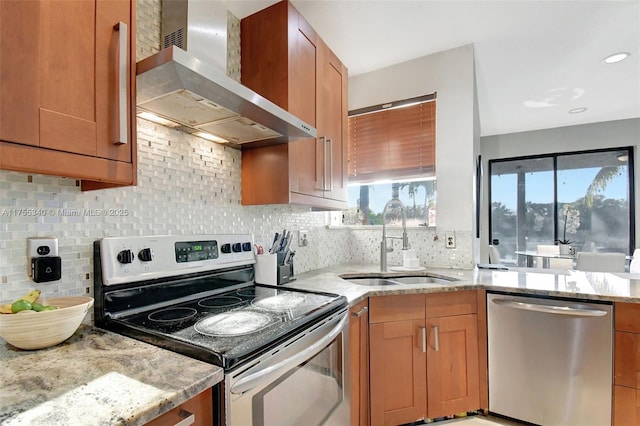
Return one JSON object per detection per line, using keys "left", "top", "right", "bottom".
{"left": 348, "top": 98, "right": 436, "bottom": 183}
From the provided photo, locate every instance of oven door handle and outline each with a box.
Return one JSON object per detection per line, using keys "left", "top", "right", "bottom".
{"left": 230, "top": 313, "right": 347, "bottom": 395}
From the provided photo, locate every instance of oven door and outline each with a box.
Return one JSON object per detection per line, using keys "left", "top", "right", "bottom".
{"left": 225, "top": 308, "right": 348, "bottom": 426}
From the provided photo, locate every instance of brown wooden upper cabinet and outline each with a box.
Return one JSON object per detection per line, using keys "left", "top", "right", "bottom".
{"left": 240, "top": 0, "right": 348, "bottom": 209}
{"left": 0, "top": 0, "right": 137, "bottom": 190}
{"left": 369, "top": 291, "right": 481, "bottom": 426}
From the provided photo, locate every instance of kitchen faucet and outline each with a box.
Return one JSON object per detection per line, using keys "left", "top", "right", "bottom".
{"left": 380, "top": 198, "right": 409, "bottom": 271}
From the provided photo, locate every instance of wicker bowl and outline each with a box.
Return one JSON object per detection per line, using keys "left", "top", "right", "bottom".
{"left": 0, "top": 296, "right": 94, "bottom": 350}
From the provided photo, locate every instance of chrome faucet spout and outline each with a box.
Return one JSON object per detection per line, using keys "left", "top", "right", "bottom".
{"left": 380, "top": 198, "right": 409, "bottom": 271}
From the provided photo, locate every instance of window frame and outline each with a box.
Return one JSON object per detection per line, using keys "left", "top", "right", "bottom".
{"left": 488, "top": 146, "right": 635, "bottom": 255}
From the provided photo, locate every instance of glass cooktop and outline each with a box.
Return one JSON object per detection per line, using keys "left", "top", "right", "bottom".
{"left": 106, "top": 284, "right": 346, "bottom": 370}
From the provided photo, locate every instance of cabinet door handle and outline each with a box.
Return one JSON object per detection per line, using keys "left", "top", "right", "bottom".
{"left": 326, "top": 138, "right": 333, "bottom": 191}
{"left": 113, "top": 21, "right": 128, "bottom": 145}
{"left": 432, "top": 325, "right": 439, "bottom": 352}
{"left": 420, "top": 326, "right": 427, "bottom": 352}
{"left": 175, "top": 409, "right": 195, "bottom": 426}
{"left": 323, "top": 137, "right": 329, "bottom": 191}
{"left": 317, "top": 136, "right": 326, "bottom": 191}
{"left": 351, "top": 306, "right": 368, "bottom": 317}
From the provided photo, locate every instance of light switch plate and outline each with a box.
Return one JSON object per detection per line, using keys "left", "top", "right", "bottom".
{"left": 27, "top": 237, "right": 58, "bottom": 277}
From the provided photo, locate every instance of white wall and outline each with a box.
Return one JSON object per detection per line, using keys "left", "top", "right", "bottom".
{"left": 479, "top": 118, "right": 640, "bottom": 261}
{"left": 349, "top": 44, "right": 480, "bottom": 259}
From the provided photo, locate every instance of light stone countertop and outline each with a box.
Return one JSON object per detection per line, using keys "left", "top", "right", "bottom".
{"left": 0, "top": 326, "right": 223, "bottom": 426}
{"left": 4, "top": 263, "right": 639, "bottom": 426}
{"left": 285, "top": 263, "right": 640, "bottom": 305}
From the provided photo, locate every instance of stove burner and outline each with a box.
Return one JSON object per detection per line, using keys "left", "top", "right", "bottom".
{"left": 252, "top": 294, "right": 307, "bottom": 311}
{"left": 148, "top": 307, "right": 197, "bottom": 324}
{"left": 195, "top": 311, "right": 272, "bottom": 336}
{"left": 235, "top": 288, "right": 255, "bottom": 297}
{"left": 198, "top": 295, "right": 245, "bottom": 309}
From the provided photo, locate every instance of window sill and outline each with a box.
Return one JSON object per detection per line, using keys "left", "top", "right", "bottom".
{"left": 326, "top": 224, "right": 436, "bottom": 230}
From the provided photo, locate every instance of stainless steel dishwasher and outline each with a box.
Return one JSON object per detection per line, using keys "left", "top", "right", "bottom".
{"left": 487, "top": 292, "right": 613, "bottom": 426}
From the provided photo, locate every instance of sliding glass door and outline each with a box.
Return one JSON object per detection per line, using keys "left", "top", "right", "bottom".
{"left": 489, "top": 148, "right": 634, "bottom": 265}
{"left": 556, "top": 151, "right": 632, "bottom": 254}
{"left": 490, "top": 157, "right": 554, "bottom": 264}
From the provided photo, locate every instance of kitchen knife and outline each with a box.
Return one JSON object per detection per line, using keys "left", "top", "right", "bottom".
{"left": 283, "top": 231, "right": 293, "bottom": 253}
{"left": 286, "top": 250, "right": 295, "bottom": 264}
{"left": 269, "top": 232, "right": 280, "bottom": 254}
{"left": 274, "top": 233, "right": 285, "bottom": 253}
{"left": 277, "top": 230, "right": 288, "bottom": 252}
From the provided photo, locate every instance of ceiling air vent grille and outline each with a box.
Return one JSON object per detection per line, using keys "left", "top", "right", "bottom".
{"left": 164, "top": 28, "right": 185, "bottom": 50}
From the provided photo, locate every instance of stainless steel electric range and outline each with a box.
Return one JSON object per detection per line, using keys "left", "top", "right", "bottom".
{"left": 94, "top": 234, "right": 349, "bottom": 426}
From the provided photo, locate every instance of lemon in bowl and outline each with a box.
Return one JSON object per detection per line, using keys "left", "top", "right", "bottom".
{"left": 0, "top": 296, "right": 94, "bottom": 350}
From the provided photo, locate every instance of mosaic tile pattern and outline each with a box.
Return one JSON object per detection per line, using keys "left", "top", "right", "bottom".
{"left": 348, "top": 227, "right": 474, "bottom": 269}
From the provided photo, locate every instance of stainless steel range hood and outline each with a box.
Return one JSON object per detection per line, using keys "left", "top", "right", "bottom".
{"left": 136, "top": 0, "right": 316, "bottom": 148}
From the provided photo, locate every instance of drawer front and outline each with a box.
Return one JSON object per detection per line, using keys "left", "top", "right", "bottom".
{"left": 426, "top": 290, "right": 477, "bottom": 318}
{"left": 614, "top": 385, "right": 640, "bottom": 426}
{"left": 369, "top": 294, "right": 425, "bottom": 324}
{"left": 144, "top": 388, "right": 213, "bottom": 426}
{"left": 616, "top": 302, "right": 640, "bottom": 333}
{"left": 615, "top": 331, "right": 640, "bottom": 388}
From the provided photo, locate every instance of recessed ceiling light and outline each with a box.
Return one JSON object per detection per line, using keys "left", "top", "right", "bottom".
{"left": 568, "top": 107, "right": 588, "bottom": 114}
{"left": 603, "top": 52, "right": 631, "bottom": 64}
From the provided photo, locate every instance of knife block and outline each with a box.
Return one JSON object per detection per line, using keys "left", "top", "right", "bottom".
{"left": 277, "top": 262, "right": 293, "bottom": 285}
{"left": 276, "top": 252, "right": 293, "bottom": 285}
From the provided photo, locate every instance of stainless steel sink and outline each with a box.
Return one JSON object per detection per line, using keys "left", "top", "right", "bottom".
{"left": 341, "top": 274, "right": 458, "bottom": 287}
{"left": 388, "top": 276, "right": 456, "bottom": 285}
{"left": 344, "top": 278, "right": 399, "bottom": 286}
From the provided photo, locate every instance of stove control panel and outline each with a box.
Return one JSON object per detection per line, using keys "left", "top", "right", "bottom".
{"left": 98, "top": 234, "right": 255, "bottom": 286}
{"left": 175, "top": 240, "right": 218, "bottom": 263}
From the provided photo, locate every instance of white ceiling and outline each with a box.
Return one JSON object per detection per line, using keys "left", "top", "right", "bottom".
{"left": 227, "top": 0, "right": 640, "bottom": 137}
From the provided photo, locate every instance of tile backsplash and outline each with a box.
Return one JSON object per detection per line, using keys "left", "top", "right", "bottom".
{"left": 0, "top": 120, "right": 339, "bottom": 302}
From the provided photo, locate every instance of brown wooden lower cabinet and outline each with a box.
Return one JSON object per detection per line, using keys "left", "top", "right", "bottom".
{"left": 614, "top": 302, "right": 640, "bottom": 425}
{"left": 370, "top": 318, "right": 427, "bottom": 425}
{"left": 350, "top": 300, "right": 370, "bottom": 426}
{"left": 144, "top": 388, "right": 213, "bottom": 426}
{"left": 614, "top": 385, "right": 640, "bottom": 425}
{"left": 426, "top": 313, "right": 480, "bottom": 418}
{"left": 368, "top": 292, "right": 481, "bottom": 426}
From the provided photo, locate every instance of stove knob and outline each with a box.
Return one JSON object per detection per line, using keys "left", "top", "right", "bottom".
{"left": 242, "top": 242, "right": 252, "bottom": 252}
{"left": 221, "top": 243, "right": 231, "bottom": 254}
{"left": 232, "top": 243, "right": 242, "bottom": 253}
{"left": 117, "top": 249, "right": 134, "bottom": 264}
{"left": 138, "top": 248, "right": 154, "bottom": 262}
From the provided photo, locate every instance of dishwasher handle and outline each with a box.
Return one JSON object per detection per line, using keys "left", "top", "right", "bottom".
{"left": 491, "top": 298, "right": 608, "bottom": 317}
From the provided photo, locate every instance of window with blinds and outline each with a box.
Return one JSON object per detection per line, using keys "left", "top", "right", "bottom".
{"left": 348, "top": 95, "right": 436, "bottom": 183}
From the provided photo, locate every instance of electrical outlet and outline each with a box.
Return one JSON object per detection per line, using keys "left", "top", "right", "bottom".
{"left": 298, "top": 230, "right": 309, "bottom": 247}
{"left": 27, "top": 237, "right": 58, "bottom": 276}
{"left": 445, "top": 233, "right": 456, "bottom": 249}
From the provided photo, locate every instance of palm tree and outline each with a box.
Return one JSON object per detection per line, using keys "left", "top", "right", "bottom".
{"left": 585, "top": 166, "right": 623, "bottom": 208}
{"left": 359, "top": 185, "right": 371, "bottom": 225}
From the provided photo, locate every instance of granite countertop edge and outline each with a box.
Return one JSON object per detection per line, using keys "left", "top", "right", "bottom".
{"left": 0, "top": 326, "right": 223, "bottom": 426}
{"left": 285, "top": 263, "right": 640, "bottom": 306}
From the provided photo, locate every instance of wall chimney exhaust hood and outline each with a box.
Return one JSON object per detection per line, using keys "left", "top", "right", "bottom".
{"left": 136, "top": 0, "right": 316, "bottom": 148}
